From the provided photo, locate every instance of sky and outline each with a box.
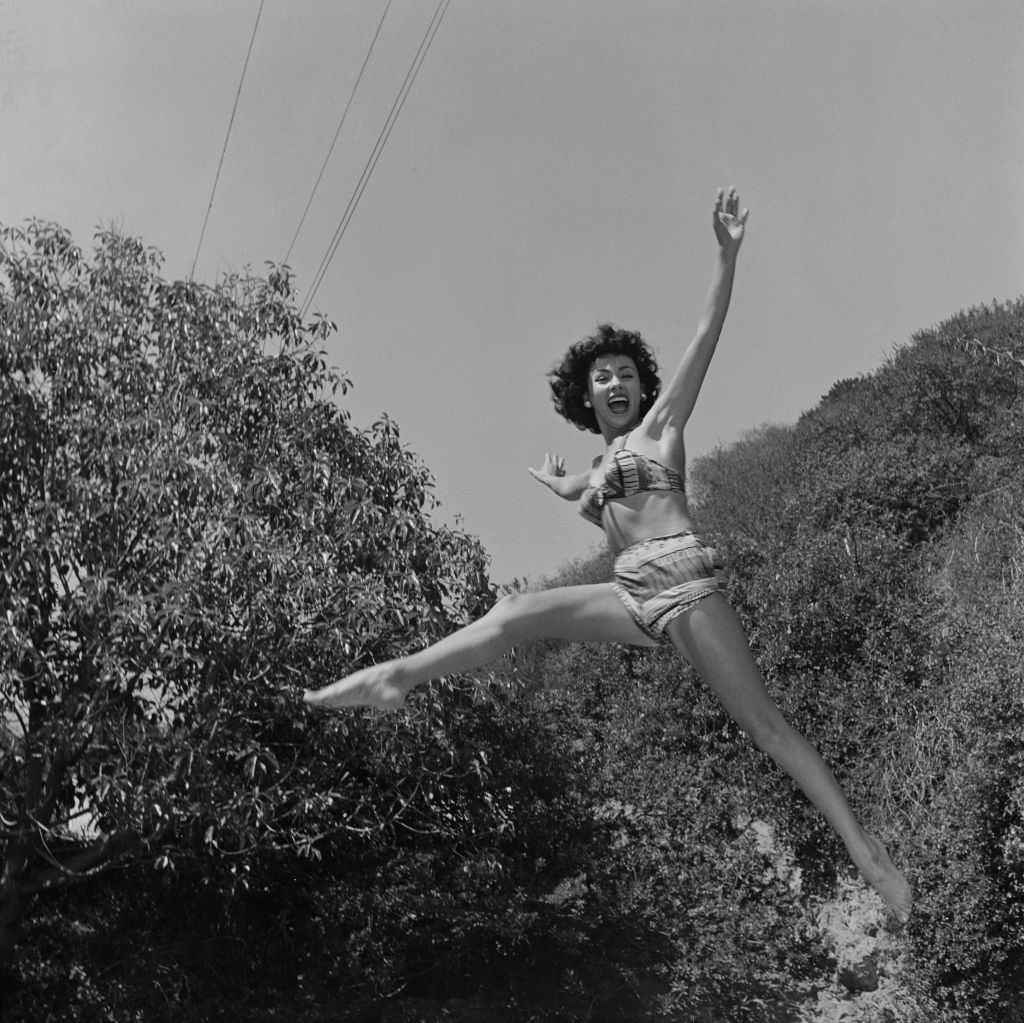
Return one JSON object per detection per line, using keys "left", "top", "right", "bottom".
{"left": 1, "top": 1, "right": 1022, "bottom": 587}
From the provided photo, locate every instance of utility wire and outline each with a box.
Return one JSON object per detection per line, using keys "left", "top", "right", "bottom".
{"left": 301, "top": 0, "right": 450, "bottom": 318}
{"left": 190, "top": 0, "right": 265, "bottom": 279}
{"left": 283, "top": 0, "right": 393, "bottom": 267}
{"left": 301, "top": 0, "right": 447, "bottom": 316}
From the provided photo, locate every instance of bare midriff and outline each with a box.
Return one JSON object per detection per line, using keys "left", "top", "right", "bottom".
{"left": 601, "top": 490, "right": 696, "bottom": 556}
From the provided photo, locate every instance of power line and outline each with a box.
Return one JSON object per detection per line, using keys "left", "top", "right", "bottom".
{"left": 300, "top": 0, "right": 450, "bottom": 318}
{"left": 301, "top": 0, "right": 448, "bottom": 316}
{"left": 190, "top": 0, "right": 266, "bottom": 280}
{"left": 283, "top": 0, "right": 393, "bottom": 267}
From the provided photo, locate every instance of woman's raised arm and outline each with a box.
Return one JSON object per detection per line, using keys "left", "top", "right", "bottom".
{"left": 643, "top": 188, "right": 749, "bottom": 436}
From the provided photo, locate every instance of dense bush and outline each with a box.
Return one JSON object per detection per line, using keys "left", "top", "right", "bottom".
{"left": 496, "top": 297, "right": 1024, "bottom": 1020}
{"left": 688, "top": 298, "right": 1024, "bottom": 1020}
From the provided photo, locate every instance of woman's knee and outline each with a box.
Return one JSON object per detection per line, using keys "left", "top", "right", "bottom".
{"left": 743, "top": 710, "right": 796, "bottom": 758}
{"left": 486, "top": 591, "right": 538, "bottom": 643}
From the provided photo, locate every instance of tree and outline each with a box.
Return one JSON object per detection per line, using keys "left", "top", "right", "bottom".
{"left": 0, "top": 220, "right": 493, "bottom": 1005}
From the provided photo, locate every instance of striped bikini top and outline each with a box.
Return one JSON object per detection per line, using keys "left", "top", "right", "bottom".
{"left": 579, "top": 443, "right": 686, "bottom": 528}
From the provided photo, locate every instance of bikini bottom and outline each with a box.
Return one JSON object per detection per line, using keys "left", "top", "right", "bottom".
{"left": 611, "top": 531, "right": 725, "bottom": 644}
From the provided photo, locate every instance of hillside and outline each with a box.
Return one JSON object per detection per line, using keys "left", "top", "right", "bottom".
{"left": 511, "top": 297, "right": 1024, "bottom": 1020}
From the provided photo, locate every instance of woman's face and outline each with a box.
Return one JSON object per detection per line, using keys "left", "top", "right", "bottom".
{"left": 587, "top": 353, "right": 642, "bottom": 431}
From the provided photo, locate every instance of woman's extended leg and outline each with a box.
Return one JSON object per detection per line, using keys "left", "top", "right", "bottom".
{"left": 665, "top": 592, "right": 912, "bottom": 921}
{"left": 304, "top": 583, "right": 656, "bottom": 711}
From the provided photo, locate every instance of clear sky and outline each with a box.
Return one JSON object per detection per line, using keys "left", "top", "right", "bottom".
{"left": 2, "top": 1, "right": 1022, "bottom": 586}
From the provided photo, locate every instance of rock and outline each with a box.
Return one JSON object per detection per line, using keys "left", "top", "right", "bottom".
{"left": 838, "top": 952, "right": 879, "bottom": 993}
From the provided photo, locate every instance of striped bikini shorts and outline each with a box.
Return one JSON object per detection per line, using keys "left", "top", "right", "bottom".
{"left": 612, "top": 531, "right": 725, "bottom": 644}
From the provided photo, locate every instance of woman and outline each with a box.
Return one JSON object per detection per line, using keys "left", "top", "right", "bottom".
{"left": 304, "top": 188, "right": 912, "bottom": 921}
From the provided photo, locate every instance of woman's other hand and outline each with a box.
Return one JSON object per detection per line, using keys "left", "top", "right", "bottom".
{"left": 528, "top": 453, "right": 567, "bottom": 493}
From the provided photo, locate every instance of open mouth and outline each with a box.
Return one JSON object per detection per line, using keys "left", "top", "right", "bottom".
{"left": 608, "top": 396, "right": 630, "bottom": 414}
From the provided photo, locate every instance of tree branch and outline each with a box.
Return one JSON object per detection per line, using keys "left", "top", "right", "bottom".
{"left": 21, "top": 830, "right": 142, "bottom": 897}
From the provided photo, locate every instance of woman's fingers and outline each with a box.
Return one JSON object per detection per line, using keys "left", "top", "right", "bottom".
{"left": 540, "top": 452, "right": 565, "bottom": 475}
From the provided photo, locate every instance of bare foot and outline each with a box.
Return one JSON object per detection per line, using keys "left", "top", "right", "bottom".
{"left": 303, "top": 665, "right": 407, "bottom": 712}
{"left": 852, "top": 833, "right": 913, "bottom": 923}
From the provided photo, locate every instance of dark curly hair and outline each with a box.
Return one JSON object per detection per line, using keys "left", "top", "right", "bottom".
{"left": 548, "top": 324, "right": 661, "bottom": 433}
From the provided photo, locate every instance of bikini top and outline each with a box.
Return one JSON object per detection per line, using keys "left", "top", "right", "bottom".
{"left": 579, "top": 444, "right": 686, "bottom": 528}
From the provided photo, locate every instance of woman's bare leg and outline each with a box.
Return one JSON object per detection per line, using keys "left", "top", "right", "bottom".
{"left": 666, "top": 592, "right": 912, "bottom": 921}
{"left": 304, "top": 583, "right": 656, "bottom": 711}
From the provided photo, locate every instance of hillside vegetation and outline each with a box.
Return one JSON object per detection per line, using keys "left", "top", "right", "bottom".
{"left": 2, "top": 222, "right": 1022, "bottom": 1021}
{"left": 512, "top": 298, "right": 1024, "bottom": 1021}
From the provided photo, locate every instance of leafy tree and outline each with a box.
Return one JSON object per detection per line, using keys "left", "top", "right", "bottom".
{"left": 0, "top": 220, "right": 493, "bottom": 1009}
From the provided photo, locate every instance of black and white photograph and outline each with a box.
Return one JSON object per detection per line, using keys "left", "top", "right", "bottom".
{"left": 1, "top": 2, "right": 1022, "bottom": 1020}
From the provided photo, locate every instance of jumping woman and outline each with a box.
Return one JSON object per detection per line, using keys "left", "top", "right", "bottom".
{"left": 304, "top": 188, "right": 913, "bottom": 922}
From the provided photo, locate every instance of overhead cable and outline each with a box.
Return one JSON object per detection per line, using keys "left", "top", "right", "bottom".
{"left": 283, "top": 0, "right": 394, "bottom": 267}
{"left": 300, "top": 0, "right": 450, "bottom": 318}
{"left": 190, "top": 0, "right": 266, "bottom": 279}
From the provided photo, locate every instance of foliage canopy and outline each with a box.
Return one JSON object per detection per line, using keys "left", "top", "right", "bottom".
{"left": 0, "top": 220, "right": 494, "bottom": 997}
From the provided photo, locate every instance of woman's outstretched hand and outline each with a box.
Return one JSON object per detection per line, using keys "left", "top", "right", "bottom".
{"left": 713, "top": 187, "right": 749, "bottom": 253}
{"left": 528, "top": 452, "right": 567, "bottom": 494}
